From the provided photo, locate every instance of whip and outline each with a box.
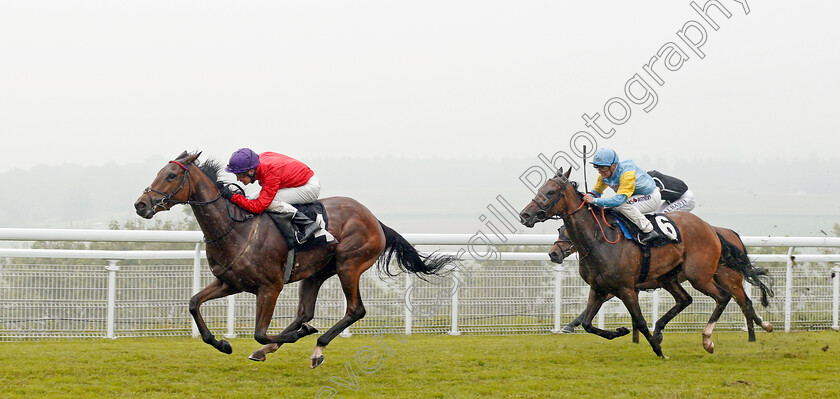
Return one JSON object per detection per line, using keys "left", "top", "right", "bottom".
{"left": 583, "top": 145, "right": 589, "bottom": 193}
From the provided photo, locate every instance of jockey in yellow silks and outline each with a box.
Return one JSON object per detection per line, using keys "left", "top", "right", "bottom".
{"left": 582, "top": 148, "right": 662, "bottom": 244}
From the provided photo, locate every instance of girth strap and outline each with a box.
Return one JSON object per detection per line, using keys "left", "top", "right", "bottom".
{"left": 639, "top": 245, "right": 651, "bottom": 284}
{"left": 284, "top": 249, "right": 295, "bottom": 284}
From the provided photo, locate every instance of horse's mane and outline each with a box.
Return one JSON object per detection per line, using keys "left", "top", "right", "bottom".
{"left": 198, "top": 159, "right": 224, "bottom": 189}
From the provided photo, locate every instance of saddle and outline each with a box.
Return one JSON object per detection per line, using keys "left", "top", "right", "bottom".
{"left": 266, "top": 201, "right": 336, "bottom": 283}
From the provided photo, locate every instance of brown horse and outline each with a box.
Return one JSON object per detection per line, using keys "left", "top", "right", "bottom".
{"left": 550, "top": 225, "right": 773, "bottom": 343}
{"left": 520, "top": 168, "right": 759, "bottom": 357}
{"left": 134, "top": 151, "right": 454, "bottom": 368}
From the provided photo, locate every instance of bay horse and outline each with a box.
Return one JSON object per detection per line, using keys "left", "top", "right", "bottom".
{"left": 550, "top": 225, "right": 773, "bottom": 343}
{"left": 519, "top": 168, "right": 761, "bottom": 357}
{"left": 134, "top": 151, "right": 455, "bottom": 368}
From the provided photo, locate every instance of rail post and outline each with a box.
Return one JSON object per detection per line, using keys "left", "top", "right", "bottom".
{"left": 651, "top": 290, "right": 660, "bottom": 331}
{"left": 449, "top": 268, "right": 461, "bottom": 336}
{"left": 225, "top": 296, "right": 237, "bottom": 339}
{"left": 785, "top": 247, "right": 795, "bottom": 333}
{"left": 404, "top": 273, "right": 413, "bottom": 335}
{"left": 551, "top": 264, "right": 564, "bottom": 333}
{"left": 598, "top": 303, "right": 606, "bottom": 330}
{"left": 192, "top": 242, "right": 202, "bottom": 338}
{"left": 340, "top": 295, "right": 352, "bottom": 337}
{"left": 105, "top": 260, "right": 120, "bottom": 339}
{"left": 833, "top": 265, "right": 840, "bottom": 331}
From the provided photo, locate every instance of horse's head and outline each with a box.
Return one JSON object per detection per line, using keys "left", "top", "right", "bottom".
{"left": 134, "top": 151, "right": 202, "bottom": 219}
{"left": 549, "top": 225, "right": 576, "bottom": 264}
{"left": 519, "top": 168, "right": 578, "bottom": 228}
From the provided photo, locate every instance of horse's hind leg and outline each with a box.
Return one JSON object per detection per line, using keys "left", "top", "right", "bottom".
{"left": 249, "top": 273, "right": 329, "bottom": 361}
{"left": 310, "top": 259, "right": 375, "bottom": 369}
{"left": 652, "top": 278, "right": 693, "bottom": 345}
{"left": 615, "top": 287, "right": 666, "bottom": 358}
{"left": 716, "top": 271, "right": 773, "bottom": 341}
{"left": 189, "top": 278, "right": 241, "bottom": 354}
{"left": 688, "top": 277, "right": 731, "bottom": 354}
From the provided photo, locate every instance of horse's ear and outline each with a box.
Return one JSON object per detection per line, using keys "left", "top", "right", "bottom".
{"left": 563, "top": 168, "right": 572, "bottom": 179}
{"left": 571, "top": 181, "right": 578, "bottom": 189}
{"left": 182, "top": 151, "right": 202, "bottom": 165}
{"left": 175, "top": 151, "right": 189, "bottom": 160}
{"left": 556, "top": 168, "right": 564, "bottom": 177}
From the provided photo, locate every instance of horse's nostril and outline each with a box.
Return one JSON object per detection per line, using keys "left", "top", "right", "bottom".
{"left": 520, "top": 212, "right": 530, "bottom": 220}
{"left": 135, "top": 201, "right": 146, "bottom": 211}
{"left": 536, "top": 210, "right": 546, "bottom": 219}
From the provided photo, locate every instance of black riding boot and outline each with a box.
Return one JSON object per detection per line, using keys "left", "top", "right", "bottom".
{"left": 292, "top": 212, "right": 320, "bottom": 244}
{"left": 639, "top": 229, "right": 661, "bottom": 244}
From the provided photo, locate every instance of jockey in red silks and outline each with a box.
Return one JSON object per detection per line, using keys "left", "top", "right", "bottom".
{"left": 582, "top": 148, "right": 662, "bottom": 244}
{"left": 223, "top": 148, "right": 321, "bottom": 243}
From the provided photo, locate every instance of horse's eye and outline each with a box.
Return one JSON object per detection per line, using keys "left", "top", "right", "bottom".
{"left": 547, "top": 190, "right": 555, "bottom": 196}
{"left": 167, "top": 173, "right": 177, "bottom": 180}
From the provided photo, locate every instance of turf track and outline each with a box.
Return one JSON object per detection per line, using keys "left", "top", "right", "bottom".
{"left": 0, "top": 331, "right": 837, "bottom": 398}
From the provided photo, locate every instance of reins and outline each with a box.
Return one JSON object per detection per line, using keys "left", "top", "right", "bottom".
{"left": 590, "top": 207, "right": 621, "bottom": 244}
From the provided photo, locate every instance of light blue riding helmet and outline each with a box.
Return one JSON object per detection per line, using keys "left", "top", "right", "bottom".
{"left": 590, "top": 148, "right": 619, "bottom": 167}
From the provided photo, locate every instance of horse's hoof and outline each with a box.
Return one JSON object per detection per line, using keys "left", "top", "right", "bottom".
{"left": 300, "top": 323, "right": 319, "bottom": 336}
{"left": 615, "top": 327, "right": 630, "bottom": 336}
{"left": 249, "top": 350, "right": 266, "bottom": 362}
{"left": 310, "top": 355, "right": 325, "bottom": 369}
{"left": 761, "top": 322, "right": 774, "bottom": 332}
{"left": 659, "top": 354, "right": 670, "bottom": 360}
{"left": 219, "top": 340, "right": 233, "bottom": 355}
{"left": 560, "top": 325, "right": 575, "bottom": 334}
{"left": 703, "top": 340, "right": 714, "bottom": 354}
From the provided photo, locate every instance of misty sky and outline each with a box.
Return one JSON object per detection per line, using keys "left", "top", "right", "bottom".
{"left": 1, "top": 0, "right": 838, "bottom": 175}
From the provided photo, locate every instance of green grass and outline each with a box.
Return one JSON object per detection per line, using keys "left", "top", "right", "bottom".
{"left": 0, "top": 331, "right": 838, "bottom": 398}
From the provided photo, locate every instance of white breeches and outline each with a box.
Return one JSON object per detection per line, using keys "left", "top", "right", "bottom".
{"left": 614, "top": 188, "right": 661, "bottom": 233}
{"left": 656, "top": 189, "right": 696, "bottom": 213}
{"left": 265, "top": 175, "right": 321, "bottom": 214}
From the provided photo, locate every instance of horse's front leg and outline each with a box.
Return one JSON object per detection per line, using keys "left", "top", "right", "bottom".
{"left": 253, "top": 287, "right": 314, "bottom": 348}
{"left": 615, "top": 287, "right": 666, "bottom": 358}
{"left": 579, "top": 290, "right": 631, "bottom": 340}
{"left": 189, "top": 278, "right": 241, "bottom": 354}
{"left": 249, "top": 275, "right": 327, "bottom": 361}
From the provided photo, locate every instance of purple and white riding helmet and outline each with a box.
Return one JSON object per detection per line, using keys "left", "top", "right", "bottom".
{"left": 225, "top": 148, "right": 260, "bottom": 174}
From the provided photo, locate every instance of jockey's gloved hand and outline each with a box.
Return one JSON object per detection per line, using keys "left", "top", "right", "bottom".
{"left": 220, "top": 186, "right": 234, "bottom": 200}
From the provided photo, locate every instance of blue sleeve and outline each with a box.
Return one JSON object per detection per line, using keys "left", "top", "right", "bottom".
{"left": 595, "top": 194, "right": 628, "bottom": 208}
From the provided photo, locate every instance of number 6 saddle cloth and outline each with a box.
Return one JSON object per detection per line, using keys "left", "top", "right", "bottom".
{"left": 608, "top": 211, "right": 682, "bottom": 248}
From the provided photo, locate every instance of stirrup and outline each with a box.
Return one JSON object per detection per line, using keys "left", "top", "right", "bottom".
{"left": 295, "top": 223, "right": 319, "bottom": 244}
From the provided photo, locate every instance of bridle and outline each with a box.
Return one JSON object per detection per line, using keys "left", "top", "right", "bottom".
{"left": 553, "top": 227, "right": 574, "bottom": 259}
{"left": 142, "top": 160, "right": 248, "bottom": 244}
{"left": 528, "top": 176, "right": 588, "bottom": 223}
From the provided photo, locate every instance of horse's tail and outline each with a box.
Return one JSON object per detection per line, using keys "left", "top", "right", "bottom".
{"left": 717, "top": 232, "right": 774, "bottom": 307}
{"left": 376, "top": 221, "right": 456, "bottom": 277}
